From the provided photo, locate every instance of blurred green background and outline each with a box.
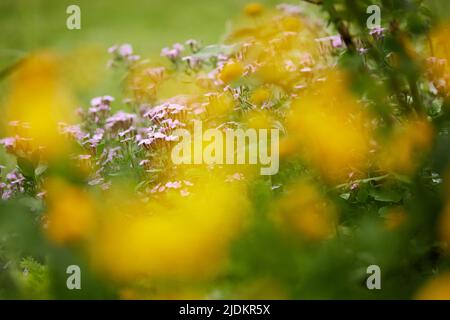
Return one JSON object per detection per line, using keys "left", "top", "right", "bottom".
{"left": 0, "top": 0, "right": 283, "bottom": 105}
{"left": 0, "top": 0, "right": 282, "bottom": 62}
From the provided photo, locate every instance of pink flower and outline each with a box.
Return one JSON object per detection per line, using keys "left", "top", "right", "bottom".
{"left": 78, "top": 154, "right": 92, "bottom": 160}
{"left": 152, "top": 132, "right": 166, "bottom": 140}
{"left": 60, "top": 124, "right": 88, "bottom": 142}
{"left": 108, "top": 45, "right": 118, "bottom": 54}
{"left": 161, "top": 43, "right": 184, "bottom": 60}
{"left": 350, "top": 182, "right": 359, "bottom": 190}
{"left": 89, "top": 96, "right": 114, "bottom": 122}
{"left": 315, "top": 35, "right": 343, "bottom": 49}
{"left": 225, "top": 172, "right": 245, "bottom": 182}
{"left": 109, "top": 44, "right": 140, "bottom": 62}
{"left": 182, "top": 56, "right": 202, "bottom": 68}
{"left": 165, "top": 181, "right": 182, "bottom": 189}
{"left": 103, "top": 147, "right": 122, "bottom": 165}
{"left": 164, "top": 135, "right": 179, "bottom": 142}
{"left": 144, "top": 104, "right": 170, "bottom": 120}
{"left": 0, "top": 137, "right": 16, "bottom": 151}
{"left": 118, "top": 44, "right": 133, "bottom": 57}
{"left": 330, "top": 35, "right": 343, "bottom": 48}
{"left": 137, "top": 137, "right": 154, "bottom": 149}
{"left": 277, "top": 4, "right": 302, "bottom": 15}
{"left": 167, "top": 103, "right": 186, "bottom": 115}
{"left": 180, "top": 189, "right": 190, "bottom": 197}
{"left": 91, "top": 95, "right": 114, "bottom": 107}
{"left": 369, "top": 26, "right": 386, "bottom": 39}
{"left": 118, "top": 126, "right": 136, "bottom": 138}
{"left": 173, "top": 43, "right": 184, "bottom": 52}
{"left": 161, "top": 118, "right": 185, "bottom": 129}
{"left": 2, "top": 188, "right": 12, "bottom": 200}
{"left": 150, "top": 183, "right": 161, "bottom": 193}
{"left": 105, "top": 111, "right": 136, "bottom": 131}
{"left": 7, "top": 171, "right": 24, "bottom": 185}
{"left": 85, "top": 129, "right": 104, "bottom": 149}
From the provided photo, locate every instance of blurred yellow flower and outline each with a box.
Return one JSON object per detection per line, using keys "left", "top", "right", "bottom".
{"left": 415, "top": 272, "right": 450, "bottom": 300}
{"left": 207, "top": 92, "right": 235, "bottom": 118}
{"left": 90, "top": 175, "right": 250, "bottom": 281}
{"left": 44, "top": 178, "right": 95, "bottom": 245}
{"left": 439, "top": 201, "right": 450, "bottom": 250}
{"left": 286, "top": 71, "right": 373, "bottom": 182}
{"left": 233, "top": 278, "right": 287, "bottom": 299}
{"left": 3, "top": 51, "right": 76, "bottom": 159}
{"left": 245, "top": 110, "right": 273, "bottom": 129}
{"left": 250, "top": 87, "right": 270, "bottom": 105}
{"left": 384, "top": 206, "right": 407, "bottom": 231}
{"left": 425, "top": 23, "right": 450, "bottom": 96}
{"left": 219, "top": 60, "right": 244, "bottom": 84}
{"left": 429, "top": 23, "right": 450, "bottom": 74}
{"left": 378, "top": 118, "right": 433, "bottom": 175}
{"left": 279, "top": 16, "right": 301, "bottom": 33}
{"left": 275, "top": 180, "right": 337, "bottom": 241}
{"left": 244, "top": 3, "right": 265, "bottom": 17}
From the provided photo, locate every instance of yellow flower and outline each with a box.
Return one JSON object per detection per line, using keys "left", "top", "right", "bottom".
{"left": 415, "top": 272, "right": 450, "bottom": 300}
{"left": 439, "top": 202, "right": 450, "bottom": 249}
{"left": 279, "top": 16, "right": 301, "bottom": 32}
{"left": 255, "top": 59, "right": 294, "bottom": 90}
{"left": 244, "top": 3, "right": 264, "bottom": 17}
{"left": 126, "top": 64, "right": 166, "bottom": 102}
{"left": 90, "top": 174, "right": 250, "bottom": 281}
{"left": 276, "top": 181, "right": 337, "bottom": 241}
{"left": 219, "top": 60, "right": 244, "bottom": 84}
{"left": 286, "top": 71, "right": 373, "bottom": 183}
{"left": 207, "top": 92, "right": 234, "bottom": 117}
{"left": 250, "top": 88, "right": 270, "bottom": 105}
{"left": 429, "top": 24, "right": 450, "bottom": 74}
{"left": 234, "top": 278, "right": 287, "bottom": 299}
{"left": 378, "top": 118, "right": 433, "bottom": 175}
{"left": 384, "top": 206, "right": 407, "bottom": 231}
{"left": 3, "top": 51, "right": 76, "bottom": 159}
{"left": 245, "top": 110, "right": 273, "bottom": 129}
{"left": 44, "top": 178, "right": 95, "bottom": 245}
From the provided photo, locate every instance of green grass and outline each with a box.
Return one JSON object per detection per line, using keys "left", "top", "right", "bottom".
{"left": 0, "top": 0, "right": 283, "bottom": 107}
{"left": 0, "top": 0, "right": 282, "bottom": 59}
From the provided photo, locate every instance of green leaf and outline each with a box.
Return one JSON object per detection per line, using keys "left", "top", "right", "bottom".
{"left": 17, "top": 157, "right": 35, "bottom": 179}
{"left": 340, "top": 193, "right": 351, "bottom": 200}
{"left": 369, "top": 188, "right": 402, "bottom": 203}
{"left": 35, "top": 165, "right": 47, "bottom": 177}
{"left": 192, "top": 44, "right": 235, "bottom": 59}
{"left": 356, "top": 187, "right": 369, "bottom": 202}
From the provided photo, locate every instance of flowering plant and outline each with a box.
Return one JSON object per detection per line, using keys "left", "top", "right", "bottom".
{"left": 1, "top": 0, "right": 450, "bottom": 299}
